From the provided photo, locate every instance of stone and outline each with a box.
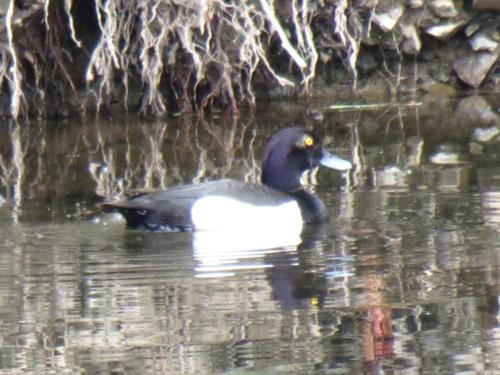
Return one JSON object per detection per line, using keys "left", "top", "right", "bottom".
{"left": 421, "top": 82, "right": 457, "bottom": 96}
{"left": 469, "top": 32, "right": 499, "bottom": 52}
{"left": 429, "top": 151, "right": 463, "bottom": 165}
{"left": 473, "top": 126, "right": 500, "bottom": 143}
{"left": 453, "top": 51, "right": 499, "bottom": 87}
{"left": 429, "top": 0, "right": 458, "bottom": 18}
{"left": 373, "top": 166, "right": 408, "bottom": 187}
{"left": 430, "top": 144, "right": 467, "bottom": 165}
{"left": 425, "top": 20, "right": 467, "bottom": 40}
{"left": 455, "top": 96, "right": 499, "bottom": 126}
{"left": 400, "top": 24, "right": 421, "bottom": 54}
{"left": 406, "top": 0, "right": 425, "bottom": 8}
{"left": 372, "top": 2, "right": 405, "bottom": 32}
{"left": 465, "top": 21, "right": 482, "bottom": 37}
{"left": 418, "top": 9, "right": 442, "bottom": 29}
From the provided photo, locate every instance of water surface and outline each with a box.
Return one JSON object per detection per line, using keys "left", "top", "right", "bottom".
{"left": 1, "top": 95, "right": 500, "bottom": 374}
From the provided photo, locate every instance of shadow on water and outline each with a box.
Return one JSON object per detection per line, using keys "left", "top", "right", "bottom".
{"left": 1, "top": 94, "right": 500, "bottom": 374}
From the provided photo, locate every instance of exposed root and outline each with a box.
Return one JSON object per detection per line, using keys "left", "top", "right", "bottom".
{"left": 82, "top": 0, "right": 329, "bottom": 115}
{"left": 5, "top": 0, "right": 25, "bottom": 119}
{"left": 0, "top": 0, "right": 368, "bottom": 118}
{"left": 333, "top": 0, "right": 361, "bottom": 88}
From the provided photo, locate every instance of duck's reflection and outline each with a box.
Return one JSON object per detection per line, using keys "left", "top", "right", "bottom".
{"left": 265, "top": 252, "right": 327, "bottom": 310}
{"left": 192, "top": 225, "right": 302, "bottom": 277}
{"left": 192, "top": 222, "right": 353, "bottom": 308}
{"left": 94, "top": 205, "right": 405, "bottom": 375}
{"left": 192, "top": 224, "right": 395, "bottom": 375}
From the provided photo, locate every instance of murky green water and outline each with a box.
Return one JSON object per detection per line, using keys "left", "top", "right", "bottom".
{"left": 1, "top": 95, "right": 500, "bottom": 374}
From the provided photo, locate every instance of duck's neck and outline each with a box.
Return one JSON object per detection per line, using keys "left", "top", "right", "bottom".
{"left": 288, "top": 189, "right": 328, "bottom": 224}
{"left": 262, "top": 171, "right": 301, "bottom": 192}
{"left": 261, "top": 158, "right": 303, "bottom": 192}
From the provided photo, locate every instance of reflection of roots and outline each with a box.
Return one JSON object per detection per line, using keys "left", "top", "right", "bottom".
{"left": 1, "top": 0, "right": 362, "bottom": 118}
{"left": 89, "top": 117, "right": 259, "bottom": 200}
{"left": 0, "top": 117, "right": 261, "bottom": 209}
{"left": 0, "top": 122, "right": 27, "bottom": 221}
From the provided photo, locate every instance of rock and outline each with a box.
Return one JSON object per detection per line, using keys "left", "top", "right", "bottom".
{"left": 455, "top": 96, "right": 499, "bottom": 126}
{"left": 418, "top": 9, "right": 443, "bottom": 29}
{"left": 421, "top": 82, "right": 457, "bottom": 96}
{"left": 473, "top": 0, "right": 500, "bottom": 12}
{"left": 373, "top": 166, "right": 408, "bottom": 188}
{"left": 429, "top": 152, "right": 462, "bottom": 165}
{"left": 407, "top": 0, "right": 425, "bottom": 8}
{"left": 469, "top": 31, "right": 499, "bottom": 52}
{"left": 372, "top": 2, "right": 404, "bottom": 32}
{"left": 425, "top": 20, "right": 468, "bottom": 40}
{"left": 465, "top": 20, "right": 482, "bottom": 37}
{"left": 429, "top": 0, "right": 458, "bottom": 18}
{"left": 400, "top": 23, "right": 421, "bottom": 54}
{"left": 430, "top": 144, "right": 468, "bottom": 165}
{"left": 453, "top": 51, "right": 499, "bottom": 87}
{"left": 473, "top": 126, "right": 500, "bottom": 143}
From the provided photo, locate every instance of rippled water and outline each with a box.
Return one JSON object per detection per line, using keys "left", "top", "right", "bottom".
{"left": 1, "top": 95, "right": 500, "bottom": 374}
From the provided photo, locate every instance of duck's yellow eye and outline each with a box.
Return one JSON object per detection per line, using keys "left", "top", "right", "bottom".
{"left": 304, "top": 136, "right": 314, "bottom": 147}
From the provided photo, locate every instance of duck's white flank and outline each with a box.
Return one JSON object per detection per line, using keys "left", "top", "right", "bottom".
{"left": 190, "top": 195, "right": 303, "bottom": 232}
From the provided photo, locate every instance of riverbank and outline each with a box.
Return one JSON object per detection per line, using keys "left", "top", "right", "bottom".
{"left": 0, "top": 0, "right": 499, "bottom": 119}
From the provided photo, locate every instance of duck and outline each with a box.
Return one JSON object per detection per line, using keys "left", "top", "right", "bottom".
{"left": 100, "top": 127, "right": 352, "bottom": 232}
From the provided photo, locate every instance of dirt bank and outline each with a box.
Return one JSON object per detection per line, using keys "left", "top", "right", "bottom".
{"left": 0, "top": 0, "right": 499, "bottom": 119}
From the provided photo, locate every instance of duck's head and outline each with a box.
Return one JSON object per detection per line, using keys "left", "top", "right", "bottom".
{"left": 261, "top": 127, "right": 352, "bottom": 192}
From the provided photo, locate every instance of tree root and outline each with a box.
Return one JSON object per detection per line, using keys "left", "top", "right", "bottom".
{"left": 0, "top": 0, "right": 364, "bottom": 119}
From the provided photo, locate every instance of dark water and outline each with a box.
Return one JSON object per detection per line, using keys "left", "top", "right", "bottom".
{"left": 2, "top": 95, "right": 500, "bottom": 374}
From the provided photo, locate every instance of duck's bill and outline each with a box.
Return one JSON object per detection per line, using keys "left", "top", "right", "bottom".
{"left": 320, "top": 150, "right": 352, "bottom": 171}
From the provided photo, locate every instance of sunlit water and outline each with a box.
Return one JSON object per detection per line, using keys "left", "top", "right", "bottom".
{"left": 1, "top": 95, "right": 500, "bottom": 374}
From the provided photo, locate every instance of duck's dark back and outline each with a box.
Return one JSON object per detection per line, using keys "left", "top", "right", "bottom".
{"left": 100, "top": 179, "right": 294, "bottom": 230}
